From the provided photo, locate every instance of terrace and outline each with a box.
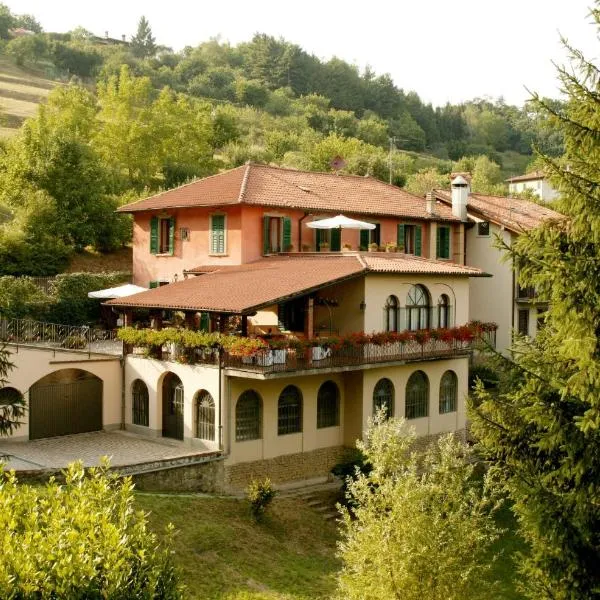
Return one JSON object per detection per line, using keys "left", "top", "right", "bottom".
{"left": 118, "top": 323, "right": 497, "bottom": 375}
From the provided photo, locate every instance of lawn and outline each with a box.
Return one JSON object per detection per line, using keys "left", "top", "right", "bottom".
{"left": 136, "top": 492, "right": 527, "bottom": 600}
{"left": 136, "top": 493, "right": 341, "bottom": 600}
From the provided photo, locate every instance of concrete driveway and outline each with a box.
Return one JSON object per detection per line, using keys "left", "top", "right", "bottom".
{"left": 0, "top": 430, "right": 211, "bottom": 471}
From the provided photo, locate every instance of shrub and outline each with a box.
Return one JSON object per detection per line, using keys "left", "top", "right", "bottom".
{"left": 246, "top": 477, "right": 277, "bottom": 521}
{"left": 0, "top": 460, "right": 183, "bottom": 598}
{"left": 61, "top": 334, "right": 87, "bottom": 349}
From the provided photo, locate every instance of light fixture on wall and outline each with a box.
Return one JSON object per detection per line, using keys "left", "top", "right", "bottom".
{"left": 359, "top": 300, "right": 366, "bottom": 311}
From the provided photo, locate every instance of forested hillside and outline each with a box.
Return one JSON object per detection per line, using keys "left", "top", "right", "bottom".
{"left": 0, "top": 6, "right": 564, "bottom": 275}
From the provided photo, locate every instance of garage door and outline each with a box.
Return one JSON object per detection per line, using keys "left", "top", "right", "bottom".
{"left": 29, "top": 377, "right": 103, "bottom": 440}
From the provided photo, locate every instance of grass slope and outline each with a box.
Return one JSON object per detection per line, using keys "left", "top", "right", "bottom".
{"left": 0, "top": 56, "right": 57, "bottom": 136}
{"left": 137, "top": 493, "right": 341, "bottom": 600}
{"left": 137, "top": 492, "right": 526, "bottom": 600}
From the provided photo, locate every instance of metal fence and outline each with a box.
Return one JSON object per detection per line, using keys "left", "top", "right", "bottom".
{"left": 0, "top": 318, "right": 122, "bottom": 355}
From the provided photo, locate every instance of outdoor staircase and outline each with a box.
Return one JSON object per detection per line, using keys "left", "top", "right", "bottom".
{"left": 278, "top": 480, "right": 342, "bottom": 521}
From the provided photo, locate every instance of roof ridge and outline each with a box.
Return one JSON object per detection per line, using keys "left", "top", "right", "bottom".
{"left": 238, "top": 162, "right": 252, "bottom": 202}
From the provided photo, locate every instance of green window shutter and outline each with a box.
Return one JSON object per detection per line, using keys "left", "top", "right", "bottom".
{"left": 360, "top": 229, "right": 370, "bottom": 250}
{"left": 437, "top": 226, "right": 450, "bottom": 259}
{"left": 415, "top": 226, "right": 422, "bottom": 256}
{"left": 150, "top": 217, "right": 159, "bottom": 254}
{"left": 168, "top": 217, "right": 175, "bottom": 255}
{"left": 397, "top": 224, "right": 405, "bottom": 250}
{"left": 200, "top": 312, "right": 209, "bottom": 331}
{"left": 330, "top": 228, "right": 341, "bottom": 251}
{"left": 263, "top": 216, "right": 270, "bottom": 254}
{"left": 211, "top": 215, "right": 225, "bottom": 254}
{"left": 282, "top": 217, "right": 292, "bottom": 250}
{"left": 149, "top": 281, "right": 159, "bottom": 289}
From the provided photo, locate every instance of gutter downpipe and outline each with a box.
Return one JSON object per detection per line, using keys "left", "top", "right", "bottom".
{"left": 120, "top": 353, "right": 126, "bottom": 430}
{"left": 218, "top": 346, "right": 224, "bottom": 451}
{"left": 298, "top": 212, "right": 310, "bottom": 251}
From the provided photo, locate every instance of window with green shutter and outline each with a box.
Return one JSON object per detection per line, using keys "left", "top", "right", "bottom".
{"left": 397, "top": 224, "right": 405, "bottom": 250}
{"left": 360, "top": 229, "right": 370, "bottom": 250}
{"left": 282, "top": 217, "right": 292, "bottom": 251}
{"left": 149, "top": 281, "right": 159, "bottom": 289}
{"left": 436, "top": 225, "right": 450, "bottom": 259}
{"left": 330, "top": 228, "right": 341, "bottom": 251}
{"left": 151, "top": 216, "right": 176, "bottom": 255}
{"left": 263, "top": 215, "right": 292, "bottom": 254}
{"left": 415, "top": 225, "right": 422, "bottom": 256}
{"left": 210, "top": 214, "right": 226, "bottom": 254}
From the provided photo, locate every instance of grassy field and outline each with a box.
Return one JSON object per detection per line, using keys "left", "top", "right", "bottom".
{"left": 136, "top": 492, "right": 526, "bottom": 600}
{"left": 0, "top": 56, "right": 58, "bottom": 137}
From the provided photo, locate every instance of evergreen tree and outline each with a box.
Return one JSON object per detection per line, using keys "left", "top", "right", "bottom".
{"left": 471, "top": 6, "right": 600, "bottom": 597}
{"left": 130, "top": 15, "right": 156, "bottom": 58}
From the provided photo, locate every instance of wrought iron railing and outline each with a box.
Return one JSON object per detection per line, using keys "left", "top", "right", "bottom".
{"left": 222, "top": 338, "right": 475, "bottom": 374}
{"left": 0, "top": 318, "right": 122, "bottom": 355}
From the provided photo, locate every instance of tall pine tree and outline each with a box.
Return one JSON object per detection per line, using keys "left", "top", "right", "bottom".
{"left": 471, "top": 5, "right": 600, "bottom": 598}
{"left": 130, "top": 16, "right": 156, "bottom": 58}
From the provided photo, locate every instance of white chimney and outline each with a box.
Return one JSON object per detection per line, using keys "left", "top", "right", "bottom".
{"left": 451, "top": 175, "right": 469, "bottom": 221}
{"left": 425, "top": 190, "right": 437, "bottom": 215}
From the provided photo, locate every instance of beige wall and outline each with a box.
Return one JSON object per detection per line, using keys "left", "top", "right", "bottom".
{"left": 1, "top": 345, "right": 122, "bottom": 441}
{"left": 226, "top": 373, "right": 346, "bottom": 465}
{"left": 360, "top": 357, "right": 469, "bottom": 438}
{"left": 364, "top": 274, "right": 470, "bottom": 333}
{"left": 124, "top": 356, "right": 221, "bottom": 451}
{"left": 314, "top": 278, "right": 365, "bottom": 336}
{"left": 466, "top": 224, "right": 514, "bottom": 352}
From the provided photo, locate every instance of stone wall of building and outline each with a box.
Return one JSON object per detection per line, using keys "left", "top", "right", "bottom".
{"left": 224, "top": 445, "right": 347, "bottom": 491}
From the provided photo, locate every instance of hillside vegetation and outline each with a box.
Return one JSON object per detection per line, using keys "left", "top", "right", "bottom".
{"left": 0, "top": 7, "right": 563, "bottom": 276}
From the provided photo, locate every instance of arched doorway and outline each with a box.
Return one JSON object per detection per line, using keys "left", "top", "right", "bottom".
{"left": 162, "top": 373, "right": 184, "bottom": 440}
{"left": 29, "top": 369, "right": 103, "bottom": 440}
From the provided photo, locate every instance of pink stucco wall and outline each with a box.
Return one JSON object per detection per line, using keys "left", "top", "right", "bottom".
{"left": 130, "top": 204, "right": 455, "bottom": 286}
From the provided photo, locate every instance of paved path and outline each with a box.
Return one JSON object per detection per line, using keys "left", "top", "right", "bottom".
{"left": 0, "top": 431, "right": 211, "bottom": 471}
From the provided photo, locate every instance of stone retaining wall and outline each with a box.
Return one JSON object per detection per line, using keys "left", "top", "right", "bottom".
{"left": 224, "top": 445, "right": 347, "bottom": 491}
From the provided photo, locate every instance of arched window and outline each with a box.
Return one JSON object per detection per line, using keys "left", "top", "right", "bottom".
{"left": 132, "top": 379, "right": 149, "bottom": 427}
{"left": 406, "top": 285, "right": 430, "bottom": 331}
{"left": 194, "top": 390, "right": 215, "bottom": 440}
{"left": 278, "top": 385, "right": 303, "bottom": 435}
{"left": 373, "top": 378, "right": 394, "bottom": 419}
{"left": 317, "top": 380, "right": 340, "bottom": 428}
{"left": 236, "top": 390, "right": 262, "bottom": 441}
{"left": 385, "top": 295, "right": 399, "bottom": 332}
{"left": 438, "top": 294, "right": 451, "bottom": 329}
{"left": 405, "top": 371, "right": 429, "bottom": 419}
{"left": 0, "top": 386, "right": 22, "bottom": 405}
{"left": 439, "top": 371, "right": 458, "bottom": 414}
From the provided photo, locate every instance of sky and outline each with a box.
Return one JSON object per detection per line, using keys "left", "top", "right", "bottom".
{"left": 7, "top": 0, "right": 599, "bottom": 107}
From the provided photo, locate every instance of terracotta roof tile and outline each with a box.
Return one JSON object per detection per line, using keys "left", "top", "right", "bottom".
{"left": 118, "top": 163, "right": 460, "bottom": 222}
{"left": 505, "top": 170, "right": 546, "bottom": 183}
{"left": 361, "top": 253, "right": 487, "bottom": 276}
{"left": 433, "top": 189, "right": 562, "bottom": 232}
{"left": 107, "top": 253, "right": 485, "bottom": 313}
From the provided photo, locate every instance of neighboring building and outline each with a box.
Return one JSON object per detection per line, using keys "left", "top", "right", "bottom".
{"left": 434, "top": 177, "right": 563, "bottom": 353}
{"left": 506, "top": 170, "right": 560, "bottom": 202}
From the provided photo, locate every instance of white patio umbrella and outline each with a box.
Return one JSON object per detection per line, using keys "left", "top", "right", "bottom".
{"left": 306, "top": 214, "right": 375, "bottom": 230}
{"left": 87, "top": 283, "right": 148, "bottom": 299}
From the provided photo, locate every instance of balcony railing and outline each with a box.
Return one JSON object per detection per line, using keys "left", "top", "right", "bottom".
{"left": 222, "top": 338, "right": 476, "bottom": 374}
{"left": 0, "top": 318, "right": 122, "bottom": 355}
{"left": 516, "top": 285, "right": 537, "bottom": 301}
{"left": 123, "top": 324, "right": 497, "bottom": 375}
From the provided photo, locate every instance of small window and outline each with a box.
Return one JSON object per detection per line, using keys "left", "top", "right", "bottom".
{"left": 194, "top": 390, "right": 215, "bottom": 441}
{"left": 180, "top": 227, "right": 190, "bottom": 241}
{"left": 210, "top": 214, "right": 226, "bottom": 255}
{"left": 436, "top": 225, "right": 451, "bottom": 259}
{"left": 437, "top": 294, "right": 451, "bottom": 329}
{"left": 317, "top": 380, "right": 340, "bottom": 428}
{"left": 373, "top": 378, "right": 394, "bottom": 419}
{"left": 236, "top": 390, "right": 262, "bottom": 441}
{"left": 439, "top": 371, "right": 457, "bottom": 414}
{"left": 150, "top": 216, "right": 175, "bottom": 255}
{"left": 132, "top": 379, "right": 149, "bottom": 426}
{"left": 278, "top": 385, "right": 303, "bottom": 435}
{"left": 477, "top": 221, "right": 490, "bottom": 236}
{"left": 385, "top": 295, "right": 399, "bottom": 332}
{"left": 518, "top": 309, "right": 530, "bottom": 336}
{"left": 406, "top": 371, "right": 429, "bottom": 419}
